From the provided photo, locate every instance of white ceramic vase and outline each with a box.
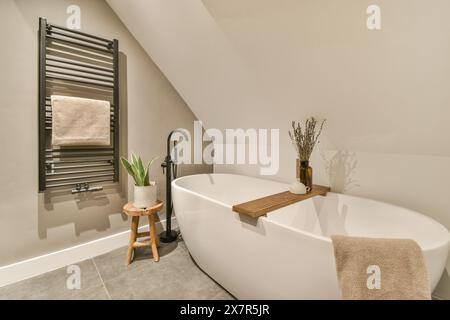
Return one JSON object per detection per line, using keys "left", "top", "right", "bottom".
{"left": 133, "top": 183, "right": 157, "bottom": 208}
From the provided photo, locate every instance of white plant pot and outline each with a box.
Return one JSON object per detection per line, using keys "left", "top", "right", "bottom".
{"left": 133, "top": 183, "right": 157, "bottom": 209}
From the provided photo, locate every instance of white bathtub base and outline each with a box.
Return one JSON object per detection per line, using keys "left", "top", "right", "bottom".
{"left": 173, "top": 174, "right": 450, "bottom": 300}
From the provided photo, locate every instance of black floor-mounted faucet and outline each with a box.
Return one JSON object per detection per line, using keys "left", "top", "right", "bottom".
{"left": 160, "top": 129, "right": 187, "bottom": 243}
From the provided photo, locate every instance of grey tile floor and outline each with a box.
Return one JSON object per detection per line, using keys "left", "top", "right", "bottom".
{"left": 0, "top": 240, "right": 234, "bottom": 300}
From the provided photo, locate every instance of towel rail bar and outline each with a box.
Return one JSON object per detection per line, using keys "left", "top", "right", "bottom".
{"left": 39, "top": 17, "right": 119, "bottom": 193}
{"left": 46, "top": 150, "right": 113, "bottom": 155}
{"left": 46, "top": 35, "right": 114, "bottom": 56}
{"left": 48, "top": 24, "right": 113, "bottom": 45}
{"left": 46, "top": 178, "right": 115, "bottom": 189}
{"left": 46, "top": 148, "right": 113, "bottom": 153}
{"left": 48, "top": 163, "right": 113, "bottom": 170}
{"left": 46, "top": 168, "right": 114, "bottom": 177}
{"left": 46, "top": 152, "right": 114, "bottom": 159}
{"left": 46, "top": 75, "right": 114, "bottom": 89}
{"left": 46, "top": 158, "right": 113, "bottom": 165}
{"left": 45, "top": 105, "right": 115, "bottom": 112}
{"left": 47, "top": 70, "right": 114, "bottom": 83}
{"left": 46, "top": 172, "right": 114, "bottom": 183}
{"left": 47, "top": 30, "right": 113, "bottom": 49}
{"left": 46, "top": 63, "right": 114, "bottom": 78}
{"left": 46, "top": 57, "right": 113, "bottom": 73}
{"left": 45, "top": 97, "right": 115, "bottom": 103}
{"left": 112, "top": 38, "right": 119, "bottom": 182}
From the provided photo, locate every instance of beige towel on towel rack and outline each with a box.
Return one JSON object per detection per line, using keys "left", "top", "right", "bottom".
{"left": 51, "top": 95, "right": 111, "bottom": 146}
{"left": 331, "top": 235, "right": 431, "bottom": 300}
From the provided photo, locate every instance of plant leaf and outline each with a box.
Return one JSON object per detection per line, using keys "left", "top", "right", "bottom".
{"left": 147, "top": 156, "right": 160, "bottom": 170}
{"left": 121, "top": 154, "right": 160, "bottom": 187}
{"left": 137, "top": 156, "right": 145, "bottom": 184}
{"left": 131, "top": 153, "right": 138, "bottom": 165}
{"left": 132, "top": 153, "right": 145, "bottom": 186}
{"left": 146, "top": 156, "right": 160, "bottom": 185}
{"left": 143, "top": 167, "right": 149, "bottom": 186}
{"left": 121, "top": 157, "right": 138, "bottom": 185}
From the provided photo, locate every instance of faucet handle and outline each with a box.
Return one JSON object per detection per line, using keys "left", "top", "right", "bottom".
{"left": 161, "top": 162, "right": 166, "bottom": 175}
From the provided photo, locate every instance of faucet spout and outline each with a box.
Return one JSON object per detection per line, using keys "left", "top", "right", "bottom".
{"left": 160, "top": 129, "right": 188, "bottom": 243}
{"left": 166, "top": 129, "right": 189, "bottom": 158}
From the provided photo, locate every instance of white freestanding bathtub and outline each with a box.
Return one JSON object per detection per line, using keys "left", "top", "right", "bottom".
{"left": 172, "top": 174, "right": 450, "bottom": 299}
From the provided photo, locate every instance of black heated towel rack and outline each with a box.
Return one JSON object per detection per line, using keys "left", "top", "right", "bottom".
{"left": 38, "top": 18, "right": 119, "bottom": 193}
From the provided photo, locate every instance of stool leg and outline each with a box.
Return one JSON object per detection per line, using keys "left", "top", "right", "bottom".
{"left": 126, "top": 216, "right": 139, "bottom": 265}
{"left": 148, "top": 214, "right": 160, "bottom": 262}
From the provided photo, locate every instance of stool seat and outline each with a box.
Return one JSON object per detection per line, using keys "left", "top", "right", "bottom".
{"left": 123, "top": 201, "right": 164, "bottom": 265}
{"left": 123, "top": 200, "right": 163, "bottom": 217}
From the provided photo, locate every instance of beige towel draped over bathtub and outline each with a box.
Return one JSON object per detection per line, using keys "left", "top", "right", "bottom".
{"left": 331, "top": 235, "right": 431, "bottom": 300}
{"left": 51, "top": 95, "right": 111, "bottom": 146}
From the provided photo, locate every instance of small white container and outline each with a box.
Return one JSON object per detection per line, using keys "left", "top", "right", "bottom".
{"left": 289, "top": 179, "right": 308, "bottom": 195}
{"left": 133, "top": 182, "right": 157, "bottom": 208}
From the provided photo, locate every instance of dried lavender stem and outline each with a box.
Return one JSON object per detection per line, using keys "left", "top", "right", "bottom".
{"left": 288, "top": 117, "right": 326, "bottom": 162}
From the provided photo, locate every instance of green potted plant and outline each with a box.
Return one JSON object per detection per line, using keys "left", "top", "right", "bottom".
{"left": 121, "top": 153, "right": 159, "bottom": 208}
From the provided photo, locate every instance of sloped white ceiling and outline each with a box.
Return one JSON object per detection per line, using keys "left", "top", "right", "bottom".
{"left": 107, "top": 0, "right": 272, "bottom": 131}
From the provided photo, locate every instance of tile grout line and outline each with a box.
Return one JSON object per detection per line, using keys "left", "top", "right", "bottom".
{"left": 91, "top": 258, "right": 112, "bottom": 300}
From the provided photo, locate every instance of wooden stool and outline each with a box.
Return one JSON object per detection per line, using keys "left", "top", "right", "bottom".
{"left": 123, "top": 200, "right": 164, "bottom": 265}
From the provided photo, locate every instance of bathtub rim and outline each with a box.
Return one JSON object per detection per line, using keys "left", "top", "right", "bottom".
{"left": 172, "top": 173, "right": 450, "bottom": 252}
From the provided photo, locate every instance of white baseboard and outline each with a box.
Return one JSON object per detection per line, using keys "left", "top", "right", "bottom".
{"left": 0, "top": 218, "right": 178, "bottom": 288}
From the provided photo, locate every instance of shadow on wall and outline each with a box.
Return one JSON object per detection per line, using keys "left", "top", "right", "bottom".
{"left": 37, "top": 52, "right": 129, "bottom": 238}
{"left": 118, "top": 53, "right": 129, "bottom": 204}
{"left": 321, "top": 150, "right": 360, "bottom": 193}
{"left": 310, "top": 194, "right": 349, "bottom": 237}
{"left": 434, "top": 263, "right": 450, "bottom": 299}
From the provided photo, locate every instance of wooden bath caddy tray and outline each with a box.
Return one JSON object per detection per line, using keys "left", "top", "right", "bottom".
{"left": 232, "top": 185, "right": 331, "bottom": 218}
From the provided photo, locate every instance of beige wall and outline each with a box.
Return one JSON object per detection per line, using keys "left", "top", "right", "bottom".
{"left": 0, "top": 0, "right": 211, "bottom": 267}
{"left": 108, "top": 0, "right": 450, "bottom": 298}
